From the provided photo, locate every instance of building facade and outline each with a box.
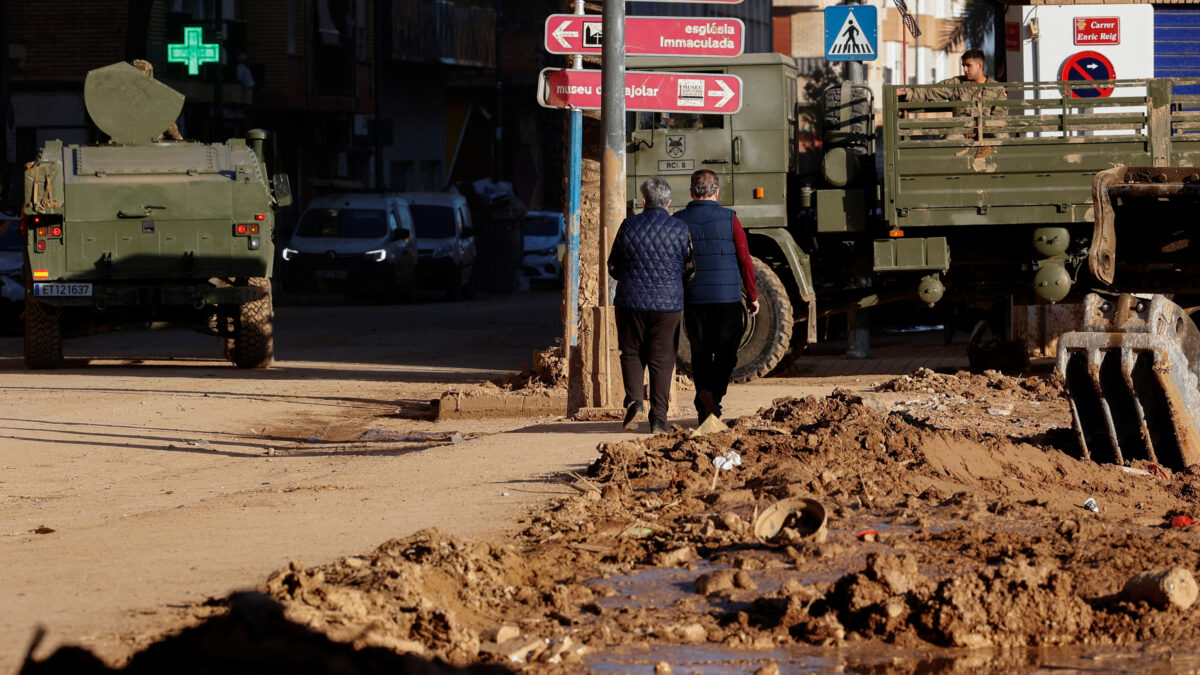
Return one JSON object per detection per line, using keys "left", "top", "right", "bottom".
{"left": 0, "top": 0, "right": 563, "bottom": 219}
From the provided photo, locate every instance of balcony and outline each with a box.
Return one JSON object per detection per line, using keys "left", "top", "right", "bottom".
{"left": 391, "top": 0, "right": 496, "bottom": 68}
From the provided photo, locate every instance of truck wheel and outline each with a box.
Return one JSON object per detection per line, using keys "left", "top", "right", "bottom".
{"left": 231, "top": 277, "right": 274, "bottom": 369}
{"left": 676, "top": 257, "right": 793, "bottom": 384}
{"left": 24, "top": 300, "right": 63, "bottom": 369}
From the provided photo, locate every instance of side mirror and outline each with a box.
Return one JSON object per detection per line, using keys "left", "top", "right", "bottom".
{"left": 271, "top": 174, "right": 293, "bottom": 208}
{"left": 393, "top": 228, "right": 409, "bottom": 241}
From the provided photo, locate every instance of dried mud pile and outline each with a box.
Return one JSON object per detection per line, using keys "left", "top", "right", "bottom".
{"left": 26, "top": 371, "right": 1200, "bottom": 673}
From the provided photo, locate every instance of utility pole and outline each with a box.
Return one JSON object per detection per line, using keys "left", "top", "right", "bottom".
{"left": 845, "top": 0, "right": 871, "bottom": 359}
{"left": 599, "top": 0, "right": 625, "bottom": 306}
{"left": 569, "top": 0, "right": 625, "bottom": 414}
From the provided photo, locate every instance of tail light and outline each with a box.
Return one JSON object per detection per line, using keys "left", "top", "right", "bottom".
{"left": 233, "top": 222, "right": 261, "bottom": 236}
{"left": 28, "top": 213, "right": 64, "bottom": 253}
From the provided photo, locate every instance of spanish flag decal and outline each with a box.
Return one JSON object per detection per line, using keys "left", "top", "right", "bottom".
{"left": 32, "top": 269, "right": 49, "bottom": 279}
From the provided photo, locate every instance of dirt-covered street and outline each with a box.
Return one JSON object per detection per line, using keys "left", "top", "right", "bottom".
{"left": 8, "top": 291, "right": 1200, "bottom": 673}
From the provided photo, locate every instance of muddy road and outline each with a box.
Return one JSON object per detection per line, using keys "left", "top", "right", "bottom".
{"left": 10, "top": 290, "right": 1200, "bottom": 673}
{"left": 0, "top": 291, "right": 578, "bottom": 669}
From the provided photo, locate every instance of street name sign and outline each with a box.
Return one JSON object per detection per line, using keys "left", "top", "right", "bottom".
{"left": 544, "top": 15, "right": 744, "bottom": 57}
{"left": 537, "top": 69, "right": 743, "bottom": 114}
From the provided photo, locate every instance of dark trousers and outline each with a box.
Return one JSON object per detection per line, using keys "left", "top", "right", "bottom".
{"left": 615, "top": 307, "right": 682, "bottom": 422}
{"left": 684, "top": 302, "right": 745, "bottom": 411}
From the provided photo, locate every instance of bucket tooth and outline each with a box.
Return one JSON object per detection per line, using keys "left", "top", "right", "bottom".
{"left": 1058, "top": 293, "right": 1200, "bottom": 471}
{"left": 1119, "top": 347, "right": 1158, "bottom": 464}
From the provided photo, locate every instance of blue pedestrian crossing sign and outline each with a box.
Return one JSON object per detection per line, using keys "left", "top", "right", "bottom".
{"left": 825, "top": 6, "right": 877, "bottom": 62}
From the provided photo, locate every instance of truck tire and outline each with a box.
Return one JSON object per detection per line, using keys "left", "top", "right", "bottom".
{"left": 676, "top": 257, "right": 793, "bottom": 384}
{"left": 24, "top": 300, "right": 63, "bottom": 369}
{"left": 230, "top": 277, "right": 274, "bottom": 369}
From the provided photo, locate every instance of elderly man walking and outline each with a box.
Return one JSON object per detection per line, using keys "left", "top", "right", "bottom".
{"left": 607, "top": 176, "right": 693, "bottom": 433}
{"left": 674, "top": 169, "right": 759, "bottom": 424}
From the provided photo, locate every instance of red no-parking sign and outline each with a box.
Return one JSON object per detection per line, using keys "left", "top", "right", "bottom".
{"left": 1059, "top": 51, "right": 1115, "bottom": 99}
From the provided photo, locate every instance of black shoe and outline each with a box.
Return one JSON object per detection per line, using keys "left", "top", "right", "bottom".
{"left": 697, "top": 390, "right": 719, "bottom": 423}
{"left": 623, "top": 401, "right": 643, "bottom": 431}
{"left": 649, "top": 418, "right": 669, "bottom": 434}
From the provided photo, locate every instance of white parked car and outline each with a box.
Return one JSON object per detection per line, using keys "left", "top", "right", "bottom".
{"left": 401, "top": 192, "right": 476, "bottom": 301}
{"left": 520, "top": 210, "right": 565, "bottom": 284}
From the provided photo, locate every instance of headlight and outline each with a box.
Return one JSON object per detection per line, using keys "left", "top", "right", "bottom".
{"left": 432, "top": 243, "right": 453, "bottom": 258}
{"left": 365, "top": 249, "right": 387, "bottom": 262}
{"left": 281, "top": 247, "right": 299, "bottom": 261}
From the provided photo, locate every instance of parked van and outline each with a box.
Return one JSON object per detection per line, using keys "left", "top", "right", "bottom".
{"left": 520, "top": 210, "right": 566, "bottom": 284}
{"left": 280, "top": 193, "right": 418, "bottom": 302}
{"left": 401, "top": 191, "right": 476, "bottom": 300}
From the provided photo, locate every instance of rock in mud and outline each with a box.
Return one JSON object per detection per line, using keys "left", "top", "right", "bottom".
{"left": 1119, "top": 567, "right": 1199, "bottom": 609}
{"left": 694, "top": 569, "right": 737, "bottom": 595}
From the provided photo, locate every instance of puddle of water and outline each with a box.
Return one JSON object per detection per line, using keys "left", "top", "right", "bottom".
{"left": 586, "top": 643, "right": 1200, "bottom": 674}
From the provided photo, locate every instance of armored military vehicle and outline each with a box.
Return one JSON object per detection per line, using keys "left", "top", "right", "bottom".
{"left": 21, "top": 61, "right": 292, "bottom": 369}
{"left": 629, "top": 56, "right": 1200, "bottom": 469}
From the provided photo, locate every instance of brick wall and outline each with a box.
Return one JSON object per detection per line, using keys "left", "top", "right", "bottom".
{"left": 12, "top": 0, "right": 130, "bottom": 84}
{"left": 243, "top": 0, "right": 293, "bottom": 107}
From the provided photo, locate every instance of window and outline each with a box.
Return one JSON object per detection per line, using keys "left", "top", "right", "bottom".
{"left": 296, "top": 208, "right": 387, "bottom": 238}
{"left": 287, "top": 0, "right": 297, "bottom": 54}
{"left": 410, "top": 205, "right": 457, "bottom": 239}
{"left": 637, "top": 112, "right": 725, "bottom": 130}
{"left": 523, "top": 214, "right": 563, "bottom": 237}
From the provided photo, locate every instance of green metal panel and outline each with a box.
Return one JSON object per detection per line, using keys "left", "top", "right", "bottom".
{"left": 873, "top": 236, "right": 949, "bottom": 272}
{"left": 746, "top": 227, "right": 813, "bottom": 303}
{"left": 881, "top": 77, "right": 1200, "bottom": 229}
{"left": 628, "top": 54, "right": 797, "bottom": 217}
{"left": 816, "top": 188, "right": 866, "bottom": 232}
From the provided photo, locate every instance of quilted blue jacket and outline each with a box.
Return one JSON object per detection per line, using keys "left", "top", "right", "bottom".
{"left": 676, "top": 200, "right": 742, "bottom": 305}
{"left": 607, "top": 206, "right": 692, "bottom": 312}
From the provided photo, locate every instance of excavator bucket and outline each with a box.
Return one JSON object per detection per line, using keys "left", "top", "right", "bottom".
{"left": 1057, "top": 293, "right": 1200, "bottom": 471}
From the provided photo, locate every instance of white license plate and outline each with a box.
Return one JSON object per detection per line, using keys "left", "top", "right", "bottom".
{"left": 314, "top": 270, "right": 348, "bottom": 279}
{"left": 33, "top": 283, "right": 93, "bottom": 297}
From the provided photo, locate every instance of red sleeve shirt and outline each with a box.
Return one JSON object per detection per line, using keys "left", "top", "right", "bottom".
{"left": 732, "top": 214, "right": 757, "bottom": 303}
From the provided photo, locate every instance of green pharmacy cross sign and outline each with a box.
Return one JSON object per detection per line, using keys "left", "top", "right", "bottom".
{"left": 167, "top": 26, "right": 220, "bottom": 76}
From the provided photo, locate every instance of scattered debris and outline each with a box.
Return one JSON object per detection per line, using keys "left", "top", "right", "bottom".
{"left": 360, "top": 429, "right": 464, "bottom": 444}
{"left": 27, "top": 369, "right": 1200, "bottom": 671}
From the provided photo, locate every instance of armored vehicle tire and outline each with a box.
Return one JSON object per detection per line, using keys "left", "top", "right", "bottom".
{"left": 677, "top": 257, "right": 793, "bottom": 384}
{"left": 230, "top": 277, "right": 274, "bottom": 369}
{"left": 24, "top": 300, "right": 63, "bottom": 370}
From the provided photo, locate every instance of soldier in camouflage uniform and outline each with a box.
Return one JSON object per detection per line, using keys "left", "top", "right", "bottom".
{"left": 900, "top": 49, "right": 1006, "bottom": 117}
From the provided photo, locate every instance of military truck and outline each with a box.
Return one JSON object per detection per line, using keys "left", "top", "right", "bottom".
{"left": 21, "top": 62, "right": 292, "bottom": 369}
{"left": 627, "top": 55, "right": 1200, "bottom": 383}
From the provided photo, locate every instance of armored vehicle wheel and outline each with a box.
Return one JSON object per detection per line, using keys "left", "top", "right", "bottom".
{"left": 24, "top": 300, "right": 64, "bottom": 369}
{"left": 677, "top": 257, "right": 793, "bottom": 384}
{"left": 230, "top": 277, "right": 274, "bottom": 369}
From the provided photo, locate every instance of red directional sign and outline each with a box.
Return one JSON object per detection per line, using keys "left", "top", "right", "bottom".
{"left": 537, "top": 68, "right": 742, "bottom": 114}
{"left": 544, "top": 15, "right": 744, "bottom": 57}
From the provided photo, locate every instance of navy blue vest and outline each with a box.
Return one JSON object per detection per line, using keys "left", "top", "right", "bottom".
{"left": 675, "top": 200, "right": 742, "bottom": 304}
{"left": 609, "top": 206, "right": 690, "bottom": 312}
